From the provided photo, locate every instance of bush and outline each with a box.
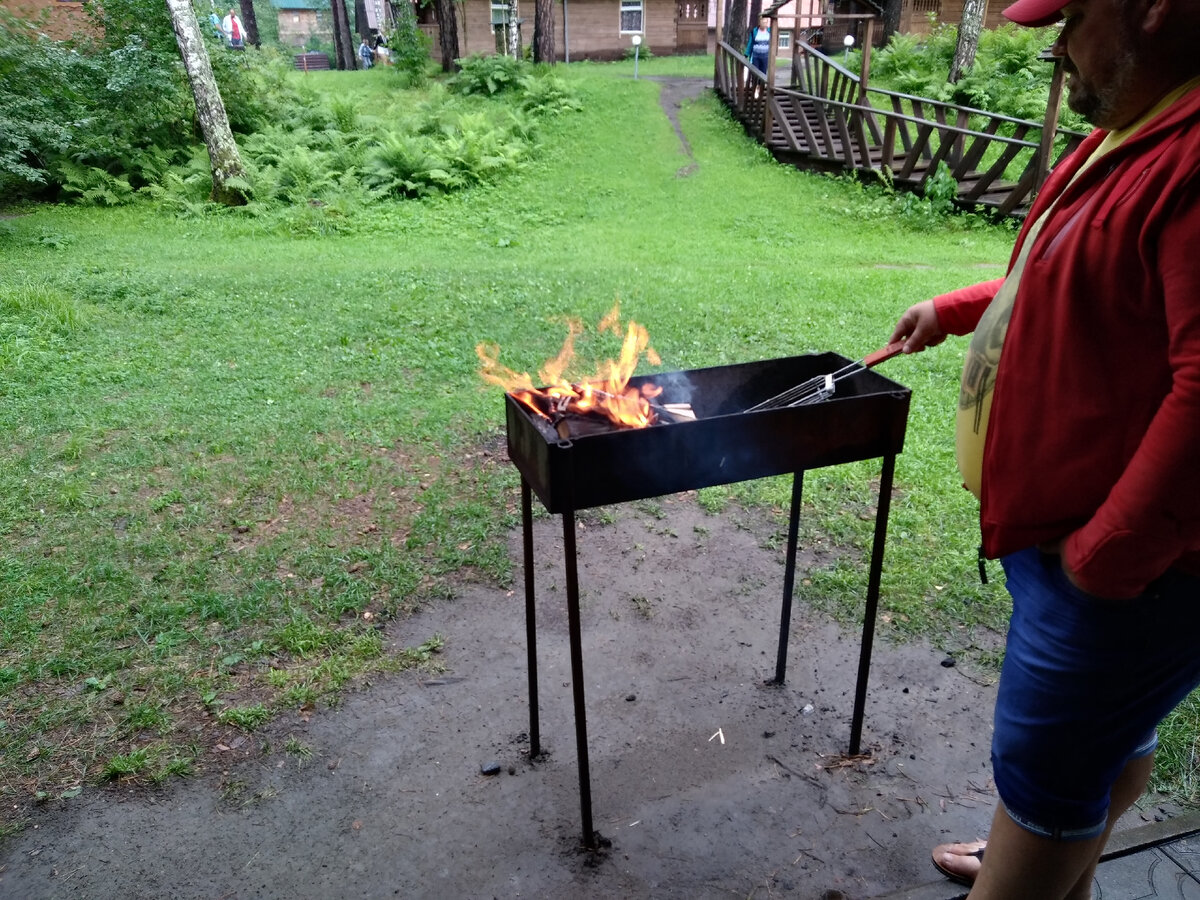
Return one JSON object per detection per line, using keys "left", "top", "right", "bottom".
{"left": 210, "top": 48, "right": 312, "bottom": 135}
{"left": 518, "top": 72, "right": 583, "bottom": 116}
{"left": 622, "top": 43, "right": 654, "bottom": 62}
{"left": 451, "top": 53, "right": 527, "bottom": 96}
{"left": 386, "top": 0, "right": 431, "bottom": 86}
{"left": 450, "top": 56, "right": 581, "bottom": 117}
{"left": 0, "top": 12, "right": 190, "bottom": 201}
{"left": 871, "top": 23, "right": 1088, "bottom": 130}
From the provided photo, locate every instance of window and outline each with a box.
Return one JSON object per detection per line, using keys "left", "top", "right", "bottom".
{"left": 619, "top": 0, "right": 643, "bottom": 34}
{"left": 491, "top": 1, "right": 511, "bottom": 25}
{"left": 777, "top": 29, "right": 791, "bottom": 49}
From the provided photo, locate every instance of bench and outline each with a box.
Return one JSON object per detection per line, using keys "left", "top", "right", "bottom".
{"left": 294, "top": 52, "right": 331, "bottom": 71}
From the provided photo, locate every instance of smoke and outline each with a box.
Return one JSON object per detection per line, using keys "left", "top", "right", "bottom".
{"left": 655, "top": 370, "right": 694, "bottom": 405}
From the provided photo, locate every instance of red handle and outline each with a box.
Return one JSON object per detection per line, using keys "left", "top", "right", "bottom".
{"left": 862, "top": 340, "right": 906, "bottom": 369}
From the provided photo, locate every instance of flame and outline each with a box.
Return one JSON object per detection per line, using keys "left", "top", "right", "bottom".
{"left": 476, "top": 304, "right": 663, "bottom": 430}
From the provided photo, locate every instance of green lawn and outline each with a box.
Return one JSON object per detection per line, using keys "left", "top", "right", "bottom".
{"left": 0, "top": 58, "right": 1193, "bottom": 830}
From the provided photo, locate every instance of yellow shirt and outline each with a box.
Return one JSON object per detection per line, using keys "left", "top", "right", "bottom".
{"left": 954, "top": 76, "right": 1200, "bottom": 498}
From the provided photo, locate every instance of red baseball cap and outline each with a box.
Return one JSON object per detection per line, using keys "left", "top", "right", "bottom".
{"left": 1002, "top": 0, "right": 1067, "bottom": 26}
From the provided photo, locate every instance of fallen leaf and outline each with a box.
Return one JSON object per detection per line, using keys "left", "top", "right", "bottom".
{"left": 352, "top": 820, "right": 362, "bottom": 830}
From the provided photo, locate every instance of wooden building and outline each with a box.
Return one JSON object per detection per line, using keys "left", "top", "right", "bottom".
{"left": 895, "top": 0, "right": 1009, "bottom": 34}
{"left": 268, "top": 0, "right": 332, "bottom": 46}
{"left": 418, "top": 0, "right": 710, "bottom": 62}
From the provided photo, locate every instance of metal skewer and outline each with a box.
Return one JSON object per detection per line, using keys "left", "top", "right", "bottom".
{"left": 746, "top": 341, "right": 906, "bottom": 412}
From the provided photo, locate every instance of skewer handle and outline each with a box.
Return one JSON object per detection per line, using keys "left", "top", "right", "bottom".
{"left": 862, "top": 340, "right": 906, "bottom": 369}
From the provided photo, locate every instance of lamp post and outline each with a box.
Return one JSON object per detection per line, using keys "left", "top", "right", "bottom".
{"left": 843, "top": 32, "right": 854, "bottom": 65}
{"left": 632, "top": 33, "right": 642, "bottom": 79}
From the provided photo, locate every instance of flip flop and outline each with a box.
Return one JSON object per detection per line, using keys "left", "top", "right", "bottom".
{"left": 931, "top": 841, "right": 986, "bottom": 887}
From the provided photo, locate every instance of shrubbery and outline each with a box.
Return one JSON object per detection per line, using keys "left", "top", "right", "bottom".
{"left": 0, "top": 0, "right": 309, "bottom": 203}
{"left": 1, "top": 0, "right": 581, "bottom": 211}
{"left": 451, "top": 54, "right": 583, "bottom": 114}
{"left": 387, "top": 0, "right": 432, "bottom": 86}
{"left": 0, "top": 13, "right": 190, "bottom": 200}
{"left": 871, "top": 23, "right": 1089, "bottom": 130}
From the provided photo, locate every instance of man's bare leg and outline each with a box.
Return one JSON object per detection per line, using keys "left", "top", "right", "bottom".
{"left": 961, "top": 752, "right": 1155, "bottom": 900}
{"left": 966, "top": 806, "right": 1103, "bottom": 899}
{"left": 1061, "top": 752, "right": 1155, "bottom": 900}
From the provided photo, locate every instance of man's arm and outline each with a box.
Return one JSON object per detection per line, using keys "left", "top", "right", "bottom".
{"left": 889, "top": 278, "right": 1003, "bottom": 352}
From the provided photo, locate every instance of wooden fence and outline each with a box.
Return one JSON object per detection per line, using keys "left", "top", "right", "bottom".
{"left": 715, "top": 39, "right": 1087, "bottom": 217}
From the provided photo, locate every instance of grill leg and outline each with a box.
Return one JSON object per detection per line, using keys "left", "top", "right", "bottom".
{"left": 563, "top": 507, "right": 596, "bottom": 848}
{"left": 849, "top": 453, "right": 896, "bottom": 755}
{"left": 522, "top": 480, "right": 540, "bottom": 759}
{"left": 772, "top": 470, "right": 805, "bottom": 685}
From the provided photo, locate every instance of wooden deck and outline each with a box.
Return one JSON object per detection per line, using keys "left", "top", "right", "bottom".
{"left": 715, "top": 40, "right": 1087, "bottom": 218}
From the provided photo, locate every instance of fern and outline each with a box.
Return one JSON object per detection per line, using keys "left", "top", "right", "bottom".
{"left": 872, "top": 24, "right": 1088, "bottom": 130}
{"left": 54, "top": 161, "right": 135, "bottom": 206}
{"left": 517, "top": 73, "right": 583, "bottom": 117}
{"left": 363, "top": 132, "right": 452, "bottom": 197}
{"left": 452, "top": 54, "right": 527, "bottom": 96}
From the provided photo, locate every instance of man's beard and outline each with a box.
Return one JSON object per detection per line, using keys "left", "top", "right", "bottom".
{"left": 1066, "top": 45, "right": 1139, "bottom": 128}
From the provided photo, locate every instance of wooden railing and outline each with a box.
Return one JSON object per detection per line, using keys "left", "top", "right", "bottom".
{"left": 715, "top": 39, "right": 1088, "bottom": 217}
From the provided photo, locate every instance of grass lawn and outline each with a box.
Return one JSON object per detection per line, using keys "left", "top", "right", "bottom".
{"left": 1, "top": 56, "right": 1195, "bottom": 831}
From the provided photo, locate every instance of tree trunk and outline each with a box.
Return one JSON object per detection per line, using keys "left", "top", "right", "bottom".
{"left": 533, "top": 0, "right": 553, "bottom": 62}
{"left": 435, "top": 0, "right": 461, "bottom": 71}
{"left": 506, "top": 0, "right": 521, "bottom": 58}
{"left": 881, "top": 0, "right": 902, "bottom": 41}
{"left": 165, "top": 0, "right": 248, "bottom": 206}
{"left": 354, "top": 0, "right": 370, "bottom": 40}
{"left": 330, "top": 0, "right": 356, "bottom": 69}
{"left": 237, "top": 0, "right": 261, "bottom": 47}
{"left": 726, "top": 0, "right": 748, "bottom": 55}
{"left": 949, "top": 0, "right": 986, "bottom": 83}
{"left": 331, "top": 0, "right": 346, "bottom": 68}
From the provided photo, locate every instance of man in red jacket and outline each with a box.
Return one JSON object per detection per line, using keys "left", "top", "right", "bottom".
{"left": 889, "top": 0, "right": 1200, "bottom": 893}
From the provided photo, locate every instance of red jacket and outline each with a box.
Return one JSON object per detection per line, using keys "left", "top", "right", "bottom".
{"left": 933, "top": 85, "right": 1200, "bottom": 598}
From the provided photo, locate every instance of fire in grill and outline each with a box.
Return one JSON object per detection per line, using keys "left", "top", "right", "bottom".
{"left": 490, "top": 319, "right": 911, "bottom": 849}
{"left": 507, "top": 353, "right": 910, "bottom": 513}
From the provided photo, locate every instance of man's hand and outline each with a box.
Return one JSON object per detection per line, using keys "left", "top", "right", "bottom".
{"left": 889, "top": 300, "right": 947, "bottom": 353}
{"left": 1037, "top": 536, "right": 1087, "bottom": 592}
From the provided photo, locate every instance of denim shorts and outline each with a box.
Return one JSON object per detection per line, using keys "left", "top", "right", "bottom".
{"left": 992, "top": 547, "right": 1200, "bottom": 841}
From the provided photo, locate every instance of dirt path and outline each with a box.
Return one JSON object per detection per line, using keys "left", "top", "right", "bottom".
{"left": 648, "top": 76, "right": 711, "bottom": 177}
{"left": 0, "top": 494, "right": 1009, "bottom": 899}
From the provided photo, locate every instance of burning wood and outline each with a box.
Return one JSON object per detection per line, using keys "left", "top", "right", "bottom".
{"left": 658, "top": 402, "right": 696, "bottom": 421}
{"left": 476, "top": 304, "right": 679, "bottom": 434}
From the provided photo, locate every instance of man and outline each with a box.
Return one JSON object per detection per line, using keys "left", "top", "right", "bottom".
{"left": 888, "top": 0, "right": 1200, "bottom": 894}
{"left": 222, "top": 8, "right": 245, "bottom": 49}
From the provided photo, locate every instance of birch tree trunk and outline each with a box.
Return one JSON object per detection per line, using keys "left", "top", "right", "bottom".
{"left": 237, "top": 0, "right": 261, "bottom": 48}
{"left": 165, "top": 0, "right": 248, "bottom": 206}
{"left": 949, "top": 0, "right": 986, "bottom": 83}
{"left": 533, "top": 0, "right": 554, "bottom": 62}
{"left": 435, "top": 0, "right": 461, "bottom": 71}
{"left": 506, "top": 0, "right": 520, "bottom": 58}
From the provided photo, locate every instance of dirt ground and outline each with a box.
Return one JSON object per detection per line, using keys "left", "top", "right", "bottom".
{"left": 0, "top": 492, "right": 1017, "bottom": 900}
